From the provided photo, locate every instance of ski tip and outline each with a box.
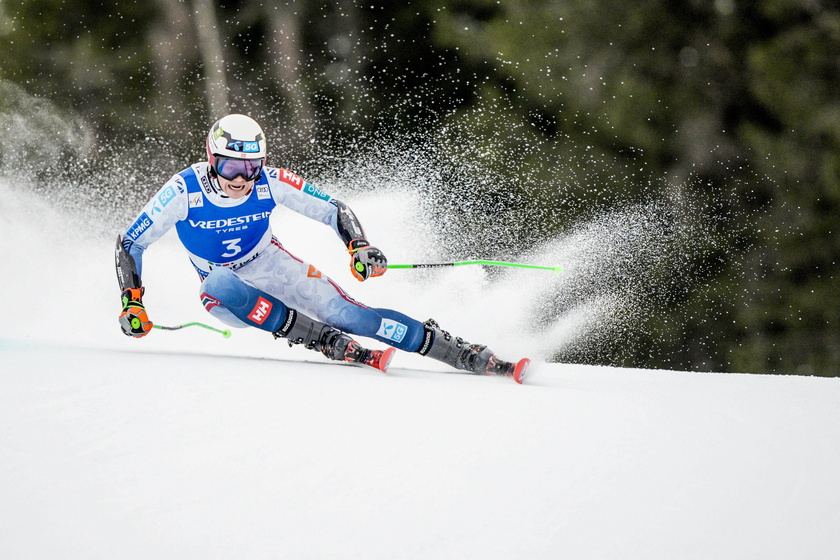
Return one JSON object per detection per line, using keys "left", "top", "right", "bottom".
{"left": 377, "top": 347, "right": 397, "bottom": 373}
{"left": 512, "top": 358, "right": 531, "bottom": 384}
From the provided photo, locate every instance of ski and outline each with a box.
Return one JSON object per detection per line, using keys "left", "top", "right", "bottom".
{"left": 360, "top": 347, "right": 396, "bottom": 373}
{"left": 486, "top": 355, "right": 531, "bottom": 384}
{"left": 511, "top": 358, "right": 530, "bottom": 384}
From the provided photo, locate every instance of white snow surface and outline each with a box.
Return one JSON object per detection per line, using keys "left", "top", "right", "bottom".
{"left": 2, "top": 187, "right": 840, "bottom": 559}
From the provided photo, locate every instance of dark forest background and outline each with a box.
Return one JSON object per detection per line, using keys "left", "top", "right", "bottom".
{"left": 1, "top": 0, "right": 838, "bottom": 375}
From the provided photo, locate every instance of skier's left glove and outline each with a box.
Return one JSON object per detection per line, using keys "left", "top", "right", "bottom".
{"left": 119, "top": 287, "right": 153, "bottom": 338}
{"left": 348, "top": 239, "right": 387, "bottom": 281}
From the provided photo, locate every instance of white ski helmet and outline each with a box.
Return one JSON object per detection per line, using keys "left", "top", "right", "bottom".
{"left": 206, "top": 114, "right": 267, "bottom": 181}
{"left": 206, "top": 114, "right": 266, "bottom": 158}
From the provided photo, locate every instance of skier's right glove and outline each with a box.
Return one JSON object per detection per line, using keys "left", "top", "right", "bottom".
{"left": 119, "top": 287, "right": 153, "bottom": 338}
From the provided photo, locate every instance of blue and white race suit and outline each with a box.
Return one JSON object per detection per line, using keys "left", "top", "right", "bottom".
{"left": 122, "top": 163, "right": 425, "bottom": 352}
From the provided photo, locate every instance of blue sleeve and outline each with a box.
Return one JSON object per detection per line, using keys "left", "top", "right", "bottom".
{"left": 122, "top": 237, "right": 147, "bottom": 278}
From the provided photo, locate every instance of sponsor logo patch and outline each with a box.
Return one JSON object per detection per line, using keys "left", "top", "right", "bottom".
{"left": 188, "top": 211, "right": 271, "bottom": 229}
{"left": 151, "top": 185, "right": 177, "bottom": 215}
{"left": 200, "top": 173, "right": 214, "bottom": 196}
{"left": 226, "top": 140, "right": 261, "bottom": 153}
{"left": 189, "top": 193, "right": 204, "bottom": 208}
{"left": 249, "top": 297, "right": 272, "bottom": 325}
{"left": 280, "top": 169, "right": 304, "bottom": 189}
{"left": 303, "top": 183, "right": 330, "bottom": 201}
{"left": 158, "top": 185, "right": 176, "bottom": 207}
{"left": 307, "top": 265, "right": 322, "bottom": 278}
{"left": 377, "top": 318, "right": 407, "bottom": 343}
{"left": 256, "top": 184, "right": 271, "bottom": 200}
{"left": 127, "top": 212, "right": 152, "bottom": 240}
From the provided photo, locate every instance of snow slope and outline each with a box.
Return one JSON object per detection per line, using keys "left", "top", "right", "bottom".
{"left": 2, "top": 185, "right": 840, "bottom": 559}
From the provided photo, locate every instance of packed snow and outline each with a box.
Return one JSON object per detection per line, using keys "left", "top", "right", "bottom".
{"left": 2, "top": 182, "right": 839, "bottom": 559}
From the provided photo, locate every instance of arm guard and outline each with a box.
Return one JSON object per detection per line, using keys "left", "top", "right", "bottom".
{"left": 332, "top": 200, "right": 387, "bottom": 280}
{"left": 333, "top": 199, "right": 368, "bottom": 250}
{"left": 115, "top": 234, "right": 142, "bottom": 290}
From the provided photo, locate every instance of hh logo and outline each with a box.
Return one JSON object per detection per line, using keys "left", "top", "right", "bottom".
{"left": 281, "top": 169, "right": 304, "bottom": 189}
{"left": 249, "top": 297, "right": 272, "bottom": 325}
{"left": 307, "top": 265, "right": 322, "bottom": 278}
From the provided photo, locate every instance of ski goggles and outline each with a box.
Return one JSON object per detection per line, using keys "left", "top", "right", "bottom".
{"left": 212, "top": 156, "right": 264, "bottom": 181}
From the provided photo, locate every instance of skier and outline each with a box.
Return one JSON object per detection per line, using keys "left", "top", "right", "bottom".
{"left": 116, "top": 114, "right": 529, "bottom": 383}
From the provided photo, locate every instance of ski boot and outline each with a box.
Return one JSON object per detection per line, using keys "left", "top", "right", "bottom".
{"left": 273, "top": 309, "right": 395, "bottom": 373}
{"left": 417, "top": 319, "right": 530, "bottom": 383}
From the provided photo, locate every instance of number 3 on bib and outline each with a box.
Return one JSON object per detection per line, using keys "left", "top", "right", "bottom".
{"left": 221, "top": 238, "right": 243, "bottom": 258}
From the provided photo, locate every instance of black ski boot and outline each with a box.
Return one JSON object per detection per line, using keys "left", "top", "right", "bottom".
{"left": 417, "top": 319, "right": 530, "bottom": 383}
{"left": 273, "top": 309, "right": 395, "bottom": 372}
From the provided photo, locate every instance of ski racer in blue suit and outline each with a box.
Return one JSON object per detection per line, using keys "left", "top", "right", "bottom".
{"left": 117, "top": 114, "right": 528, "bottom": 382}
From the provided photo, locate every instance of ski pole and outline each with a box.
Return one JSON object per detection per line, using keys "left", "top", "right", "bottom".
{"left": 389, "top": 260, "right": 564, "bottom": 273}
{"left": 153, "top": 322, "right": 232, "bottom": 338}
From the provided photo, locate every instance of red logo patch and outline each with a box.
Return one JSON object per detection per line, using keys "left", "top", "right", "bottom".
{"left": 249, "top": 297, "right": 272, "bottom": 325}
{"left": 280, "top": 169, "right": 304, "bottom": 190}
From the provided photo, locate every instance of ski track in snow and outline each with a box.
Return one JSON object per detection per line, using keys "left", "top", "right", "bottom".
{"left": 2, "top": 183, "right": 840, "bottom": 559}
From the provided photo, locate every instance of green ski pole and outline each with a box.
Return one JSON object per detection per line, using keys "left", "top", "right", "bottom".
{"left": 153, "top": 322, "right": 232, "bottom": 338}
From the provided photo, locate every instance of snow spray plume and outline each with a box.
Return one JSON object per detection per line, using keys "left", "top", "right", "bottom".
{"left": 520, "top": 196, "right": 734, "bottom": 366}
{"left": 0, "top": 81, "right": 91, "bottom": 160}
{"left": 303, "top": 124, "right": 750, "bottom": 370}
{"left": 0, "top": 80, "right": 94, "bottom": 191}
{"left": 0, "top": 80, "right": 193, "bottom": 236}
